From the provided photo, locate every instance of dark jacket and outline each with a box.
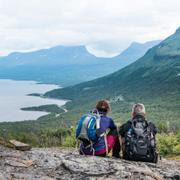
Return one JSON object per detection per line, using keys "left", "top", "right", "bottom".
{"left": 119, "top": 115, "right": 157, "bottom": 137}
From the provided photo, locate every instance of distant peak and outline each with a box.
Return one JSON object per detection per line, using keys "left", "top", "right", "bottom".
{"left": 175, "top": 27, "right": 180, "bottom": 34}
{"left": 130, "top": 40, "right": 161, "bottom": 47}
{"left": 130, "top": 42, "right": 141, "bottom": 46}
{"left": 52, "top": 45, "right": 87, "bottom": 51}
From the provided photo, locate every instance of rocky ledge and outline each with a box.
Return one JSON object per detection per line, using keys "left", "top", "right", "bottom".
{"left": 0, "top": 145, "right": 179, "bottom": 180}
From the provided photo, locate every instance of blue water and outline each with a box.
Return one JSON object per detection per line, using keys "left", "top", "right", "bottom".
{"left": 0, "top": 79, "right": 66, "bottom": 122}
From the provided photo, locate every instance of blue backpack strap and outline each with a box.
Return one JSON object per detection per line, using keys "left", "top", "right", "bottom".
{"left": 87, "top": 115, "right": 98, "bottom": 142}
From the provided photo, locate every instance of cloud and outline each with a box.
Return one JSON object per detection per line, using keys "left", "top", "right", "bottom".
{"left": 0, "top": 0, "right": 179, "bottom": 56}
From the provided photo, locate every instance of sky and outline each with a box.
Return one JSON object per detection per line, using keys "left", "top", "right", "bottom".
{"left": 0, "top": 0, "right": 180, "bottom": 57}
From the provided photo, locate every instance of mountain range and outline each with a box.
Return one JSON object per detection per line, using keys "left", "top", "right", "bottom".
{"left": 45, "top": 28, "right": 180, "bottom": 129}
{"left": 0, "top": 40, "right": 161, "bottom": 86}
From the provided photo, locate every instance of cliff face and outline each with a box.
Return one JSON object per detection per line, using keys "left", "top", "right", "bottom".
{"left": 0, "top": 145, "right": 179, "bottom": 180}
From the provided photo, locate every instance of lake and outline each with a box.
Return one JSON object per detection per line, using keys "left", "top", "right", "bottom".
{"left": 0, "top": 79, "right": 66, "bottom": 122}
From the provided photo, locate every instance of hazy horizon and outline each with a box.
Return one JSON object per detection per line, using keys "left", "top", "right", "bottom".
{"left": 0, "top": 0, "right": 179, "bottom": 57}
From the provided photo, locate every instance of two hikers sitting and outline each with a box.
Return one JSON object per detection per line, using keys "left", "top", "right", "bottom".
{"left": 76, "top": 100, "right": 158, "bottom": 163}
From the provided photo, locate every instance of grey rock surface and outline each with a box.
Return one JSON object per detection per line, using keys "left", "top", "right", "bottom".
{"left": 0, "top": 145, "right": 179, "bottom": 180}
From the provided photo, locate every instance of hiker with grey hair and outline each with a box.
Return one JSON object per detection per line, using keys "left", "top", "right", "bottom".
{"left": 132, "top": 103, "right": 146, "bottom": 117}
{"left": 119, "top": 103, "right": 158, "bottom": 163}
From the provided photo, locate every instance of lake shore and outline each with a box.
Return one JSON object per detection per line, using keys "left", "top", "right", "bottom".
{"left": 0, "top": 79, "right": 67, "bottom": 122}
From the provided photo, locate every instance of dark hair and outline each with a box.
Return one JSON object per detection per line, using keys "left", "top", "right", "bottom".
{"left": 96, "top": 100, "right": 111, "bottom": 113}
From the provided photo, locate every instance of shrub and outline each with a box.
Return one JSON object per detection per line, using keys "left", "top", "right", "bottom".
{"left": 62, "top": 127, "right": 76, "bottom": 148}
{"left": 157, "top": 132, "right": 180, "bottom": 156}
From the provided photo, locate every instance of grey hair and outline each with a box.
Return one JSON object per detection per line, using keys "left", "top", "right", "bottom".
{"left": 132, "top": 103, "right": 146, "bottom": 116}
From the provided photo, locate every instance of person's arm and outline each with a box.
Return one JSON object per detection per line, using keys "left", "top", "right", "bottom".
{"left": 107, "top": 118, "right": 118, "bottom": 136}
{"left": 109, "top": 118, "right": 117, "bottom": 129}
{"left": 149, "top": 122, "right": 157, "bottom": 135}
{"left": 119, "top": 121, "right": 132, "bottom": 137}
{"left": 119, "top": 124, "right": 126, "bottom": 137}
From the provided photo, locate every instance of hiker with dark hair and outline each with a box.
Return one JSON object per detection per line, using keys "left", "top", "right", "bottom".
{"left": 76, "top": 100, "right": 120, "bottom": 157}
{"left": 119, "top": 103, "right": 158, "bottom": 163}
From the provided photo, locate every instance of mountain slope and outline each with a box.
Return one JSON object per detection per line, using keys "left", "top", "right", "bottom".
{"left": 45, "top": 29, "right": 180, "bottom": 129}
{"left": 118, "top": 40, "right": 161, "bottom": 64}
{"left": 0, "top": 41, "right": 160, "bottom": 86}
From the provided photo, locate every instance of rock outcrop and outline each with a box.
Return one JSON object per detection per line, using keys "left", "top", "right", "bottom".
{"left": 0, "top": 145, "right": 179, "bottom": 180}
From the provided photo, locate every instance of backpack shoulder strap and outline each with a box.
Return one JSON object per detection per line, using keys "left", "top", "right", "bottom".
{"left": 132, "top": 117, "right": 148, "bottom": 127}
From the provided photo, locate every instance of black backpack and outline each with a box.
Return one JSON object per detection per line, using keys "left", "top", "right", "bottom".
{"left": 124, "top": 117, "right": 158, "bottom": 163}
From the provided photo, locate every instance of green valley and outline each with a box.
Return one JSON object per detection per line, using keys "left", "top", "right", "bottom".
{"left": 0, "top": 28, "right": 179, "bottom": 158}
{"left": 45, "top": 28, "right": 180, "bottom": 130}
